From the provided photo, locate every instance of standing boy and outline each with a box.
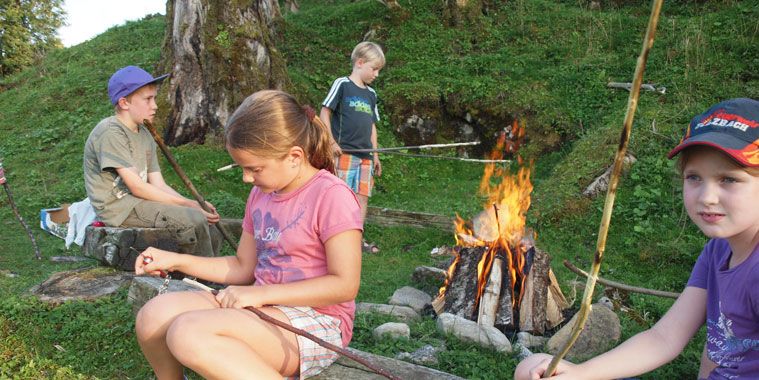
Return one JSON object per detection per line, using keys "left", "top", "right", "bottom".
{"left": 320, "top": 42, "right": 385, "bottom": 253}
{"left": 84, "top": 65, "right": 220, "bottom": 257}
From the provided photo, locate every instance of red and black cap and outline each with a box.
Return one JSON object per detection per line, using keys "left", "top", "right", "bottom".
{"left": 668, "top": 98, "right": 759, "bottom": 167}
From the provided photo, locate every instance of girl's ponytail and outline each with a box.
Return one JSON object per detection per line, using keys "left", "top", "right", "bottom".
{"left": 304, "top": 106, "right": 335, "bottom": 174}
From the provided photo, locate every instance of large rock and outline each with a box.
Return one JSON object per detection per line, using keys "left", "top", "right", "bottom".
{"left": 373, "top": 322, "right": 410, "bottom": 340}
{"left": 546, "top": 303, "right": 621, "bottom": 361}
{"left": 389, "top": 286, "right": 432, "bottom": 314}
{"left": 356, "top": 302, "right": 421, "bottom": 322}
{"left": 436, "top": 313, "right": 512, "bottom": 353}
{"left": 83, "top": 219, "right": 241, "bottom": 271}
{"left": 30, "top": 267, "right": 134, "bottom": 304}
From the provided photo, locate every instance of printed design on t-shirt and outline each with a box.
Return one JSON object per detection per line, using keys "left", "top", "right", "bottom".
{"left": 707, "top": 302, "right": 759, "bottom": 378}
{"left": 252, "top": 207, "right": 306, "bottom": 284}
{"left": 345, "top": 96, "right": 373, "bottom": 115}
{"left": 111, "top": 176, "right": 129, "bottom": 199}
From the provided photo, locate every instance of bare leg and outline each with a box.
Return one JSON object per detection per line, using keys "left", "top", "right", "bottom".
{"left": 357, "top": 194, "right": 369, "bottom": 224}
{"left": 135, "top": 291, "right": 219, "bottom": 379}
{"left": 165, "top": 306, "right": 300, "bottom": 380}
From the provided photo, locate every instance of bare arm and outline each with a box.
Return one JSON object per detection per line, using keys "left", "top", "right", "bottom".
{"left": 136, "top": 229, "right": 258, "bottom": 285}
{"left": 320, "top": 106, "right": 341, "bottom": 156}
{"left": 217, "top": 229, "right": 362, "bottom": 309}
{"left": 518, "top": 286, "right": 707, "bottom": 380}
{"left": 116, "top": 167, "right": 194, "bottom": 207}
{"left": 371, "top": 123, "right": 381, "bottom": 176}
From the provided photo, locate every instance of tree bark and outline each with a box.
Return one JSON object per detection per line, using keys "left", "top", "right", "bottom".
{"left": 159, "top": 0, "right": 290, "bottom": 145}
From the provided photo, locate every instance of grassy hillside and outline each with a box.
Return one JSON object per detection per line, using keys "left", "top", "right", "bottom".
{"left": 0, "top": 0, "right": 757, "bottom": 378}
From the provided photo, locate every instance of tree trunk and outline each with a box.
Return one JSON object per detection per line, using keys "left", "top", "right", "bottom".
{"left": 158, "top": 0, "right": 291, "bottom": 145}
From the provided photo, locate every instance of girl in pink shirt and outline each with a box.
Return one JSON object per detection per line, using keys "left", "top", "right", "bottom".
{"left": 134, "top": 90, "right": 363, "bottom": 379}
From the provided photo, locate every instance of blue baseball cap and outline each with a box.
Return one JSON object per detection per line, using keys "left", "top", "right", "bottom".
{"left": 668, "top": 98, "right": 759, "bottom": 167}
{"left": 107, "top": 66, "right": 169, "bottom": 105}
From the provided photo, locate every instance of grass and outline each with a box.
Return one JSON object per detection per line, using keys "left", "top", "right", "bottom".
{"left": 1, "top": 0, "right": 757, "bottom": 378}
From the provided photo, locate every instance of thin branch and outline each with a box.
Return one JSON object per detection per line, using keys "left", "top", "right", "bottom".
{"left": 563, "top": 260, "right": 680, "bottom": 299}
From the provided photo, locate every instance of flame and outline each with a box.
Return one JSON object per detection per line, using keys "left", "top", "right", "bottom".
{"left": 441, "top": 120, "right": 533, "bottom": 309}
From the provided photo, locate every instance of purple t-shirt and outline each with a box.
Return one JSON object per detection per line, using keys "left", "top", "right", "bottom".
{"left": 687, "top": 238, "right": 759, "bottom": 379}
{"left": 242, "top": 170, "right": 363, "bottom": 347}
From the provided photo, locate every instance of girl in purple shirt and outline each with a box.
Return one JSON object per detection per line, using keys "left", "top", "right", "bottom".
{"left": 516, "top": 98, "right": 759, "bottom": 380}
{"left": 134, "top": 90, "right": 363, "bottom": 379}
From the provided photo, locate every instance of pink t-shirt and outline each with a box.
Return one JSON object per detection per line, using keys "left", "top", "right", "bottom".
{"left": 242, "top": 169, "right": 363, "bottom": 347}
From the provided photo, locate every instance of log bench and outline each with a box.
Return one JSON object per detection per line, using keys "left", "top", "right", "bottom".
{"left": 128, "top": 277, "right": 463, "bottom": 380}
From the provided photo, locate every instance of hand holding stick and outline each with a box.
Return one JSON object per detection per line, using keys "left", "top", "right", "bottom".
{"left": 142, "top": 120, "right": 238, "bottom": 251}
{"left": 543, "top": 0, "right": 665, "bottom": 376}
{"left": 181, "top": 278, "right": 401, "bottom": 380}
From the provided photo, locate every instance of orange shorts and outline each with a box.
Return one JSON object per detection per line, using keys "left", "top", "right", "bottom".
{"left": 335, "top": 154, "right": 374, "bottom": 197}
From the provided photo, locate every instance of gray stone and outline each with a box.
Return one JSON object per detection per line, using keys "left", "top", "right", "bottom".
{"left": 356, "top": 302, "right": 421, "bottom": 322}
{"left": 389, "top": 286, "right": 432, "bottom": 314}
{"left": 516, "top": 331, "right": 548, "bottom": 349}
{"left": 82, "top": 219, "right": 241, "bottom": 271}
{"left": 436, "top": 313, "right": 512, "bottom": 353}
{"left": 395, "top": 344, "right": 445, "bottom": 366}
{"left": 547, "top": 303, "right": 621, "bottom": 361}
{"left": 513, "top": 343, "right": 534, "bottom": 361}
{"left": 30, "top": 267, "right": 134, "bottom": 304}
{"left": 597, "top": 296, "right": 614, "bottom": 310}
{"left": 373, "top": 322, "right": 410, "bottom": 340}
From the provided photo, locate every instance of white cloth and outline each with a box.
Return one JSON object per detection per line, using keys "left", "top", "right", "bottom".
{"left": 65, "top": 198, "right": 97, "bottom": 248}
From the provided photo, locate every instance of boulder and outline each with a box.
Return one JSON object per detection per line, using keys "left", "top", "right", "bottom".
{"left": 373, "top": 322, "right": 410, "bottom": 340}
{"left": 356, "top": 302, "right": 421, "bottom": 322}
{"left": 388, "top": 286, "right": 432, "bottom": 314}
{"left": 436, "top": 313, "right": 512, "bottom": 353}
{"left": 546, "top": 303, "right": 621, "bottom": 361}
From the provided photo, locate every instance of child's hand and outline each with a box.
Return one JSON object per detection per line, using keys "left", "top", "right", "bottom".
{"left": 331, "top": 141, "right": 342, "bottom": 157}
{"left": 215, "top": 285, "right": 267, "bottom": 309}
{"left": 134, "top": 247, "right": 174, "bottom": 277}
{"left": 515, "top": 353, "right": 579, "bottom": 380}
{"left": 194, "top": 201, "right": 220, "bottom": 224}
{"left": 373, "top": 155, "right": 382, "bottom": 177}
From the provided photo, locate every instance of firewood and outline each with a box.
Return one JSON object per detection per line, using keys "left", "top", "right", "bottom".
{"left": 477, "top": 256, "right": 503, "bottom": 327}
{"left": 442, "top": 247, "right": 487, "bottom": 320}
{"left": 546, "top": 269, "right": 568, "bottom": 329}
{"left": 519, "top": 248, "right": 550, "bottom": 334}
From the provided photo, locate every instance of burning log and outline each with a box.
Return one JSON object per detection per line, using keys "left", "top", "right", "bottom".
{"left": 519, "top": 248, "right": 550, "bottom": 334}
{"left": 477, "top": 256, "right": 503, "bottom": 326}
{"left": 440, "top": 246, "right": 487, "bottom": 320}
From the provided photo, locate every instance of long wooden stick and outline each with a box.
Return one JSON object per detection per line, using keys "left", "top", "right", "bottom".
{"left": 142, "top": 120, "right": 239, "bottom": 251}
{"left": 543, "top": 0, "right": 664, "bottom": 376}
{"left": 563, "top": 260, "right": 680, "bottom": 299}
{"left": 182, "top": 279, "right": 401, "bottom": 380}
{"left": 2, "top": 182, "right": 42, "bottom": 260}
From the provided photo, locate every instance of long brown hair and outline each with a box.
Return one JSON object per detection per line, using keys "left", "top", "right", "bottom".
{"left": 225, "top": 90, "right": 335, "bottom": 173}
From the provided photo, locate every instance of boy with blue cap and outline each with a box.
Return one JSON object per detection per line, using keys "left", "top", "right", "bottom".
{"left": 83, "top": 66, "right": 220, "bottom": 257}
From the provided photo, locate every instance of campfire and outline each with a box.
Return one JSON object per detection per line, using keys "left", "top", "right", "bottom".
{"left": 432, "top": 122, "right": 568, "bottom": 335}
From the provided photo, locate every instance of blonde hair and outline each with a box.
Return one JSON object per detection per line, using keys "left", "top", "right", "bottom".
{"left": 351, "top": 41, "right": 385, "bottom": 68}
{"left": 225, "top": 90, "right": 335, "bottom": 173}
{"left": 677, "top": 146, "right": 759, "bottom": 177}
